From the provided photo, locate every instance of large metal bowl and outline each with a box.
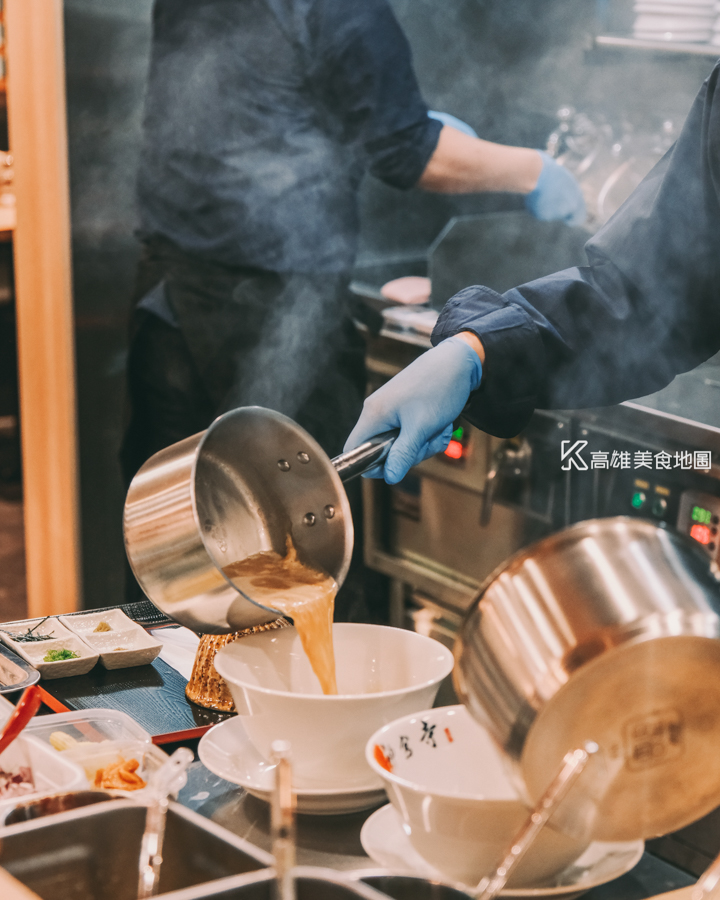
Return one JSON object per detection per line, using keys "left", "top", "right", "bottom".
{"left": 454, "top": 516, "right": 720, "bottom": 842}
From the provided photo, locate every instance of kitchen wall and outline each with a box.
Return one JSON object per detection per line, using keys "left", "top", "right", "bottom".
{"left": 64, "top": 0, "right": 152, "bottom": 607}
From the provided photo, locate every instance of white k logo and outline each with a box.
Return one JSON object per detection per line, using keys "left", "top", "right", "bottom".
{"left": 560, "top": 440, "right": 588, "bottom": 471}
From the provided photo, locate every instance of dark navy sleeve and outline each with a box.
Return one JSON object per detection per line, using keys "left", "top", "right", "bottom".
{"left": 432, "top": 61, "right": 720, "bottom": 438}
{"left": 307, "top": 0, "right": 442, "bottom": 189}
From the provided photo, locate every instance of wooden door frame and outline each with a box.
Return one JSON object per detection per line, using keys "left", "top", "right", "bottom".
{"left": 5, "top": 0, "right": 81, "bottom": 616}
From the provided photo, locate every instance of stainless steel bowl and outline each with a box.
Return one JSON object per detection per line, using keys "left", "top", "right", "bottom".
{"left": 454, "top": 517, "right": 720, "bottom": 842}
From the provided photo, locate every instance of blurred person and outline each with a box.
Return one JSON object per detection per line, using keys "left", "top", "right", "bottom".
{"left": 121, "top": 0, "right": 584, "bottom": 614}
{"left": 344, "top": 62, "right": 720, "bottom": 485}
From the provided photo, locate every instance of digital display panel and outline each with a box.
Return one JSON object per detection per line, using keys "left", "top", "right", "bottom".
{"left": 690, "top": 523, "right": 712, "bottom": 545}
{"left": 692, "top": 505, "right": 713, "bottom": 525}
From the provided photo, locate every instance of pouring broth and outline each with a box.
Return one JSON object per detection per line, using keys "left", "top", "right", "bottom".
{"left": 223, "top": 540, "right": 338, "bottom": 694}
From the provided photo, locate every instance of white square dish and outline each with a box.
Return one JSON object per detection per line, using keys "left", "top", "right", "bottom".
{"left": 61, "top": 608, "right": 136, "bottom": 635}
{"left": 61, "top": 611, "right": 162, "bottom": 669}
{"left": 0, "top": 617, "right": 98, "bottom": 679}
{"left": 80, "top": 629, "right": 163, "bottom": 669}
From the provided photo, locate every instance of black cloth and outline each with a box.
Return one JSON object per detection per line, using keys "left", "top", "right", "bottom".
{"left": 431, "top": 61, "right": 720, "bottom": 439}
{"left": 137, "top": 0, "right": 442, "bottom": 272}
{"left": 120, "top": 241, "right": 377, "bottom": 622}
{"left": 121, "top": 240, "right": 366, "bottom": 483}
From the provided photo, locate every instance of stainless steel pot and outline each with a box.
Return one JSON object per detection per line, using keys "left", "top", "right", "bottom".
{"left": 123, "top": 407, "right": 394, "bottom": 634}
{"left": 453, "top": 516, "right": 720, "bottom": 842}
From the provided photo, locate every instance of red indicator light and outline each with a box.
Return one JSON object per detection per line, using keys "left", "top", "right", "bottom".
{"left": 444, "top": 439, "right": 464, "bottom": 460}
{"left": 690, "top": 523, "right": 712, "bottom": 545}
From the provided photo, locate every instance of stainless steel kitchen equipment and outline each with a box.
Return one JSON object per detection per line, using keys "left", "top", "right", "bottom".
{"left": 453, "top": 516, "right": 720, "bottom": 844}
{"left": 0, "top": 790, "right": 120, "bottom": 826}
{"left": 0, "top": 798, "right": 273, "bottom": 899}
{"left": 361, "top": 301, "right": 720, "bottom": 640}
{"left": 428, "top": 212, "right": 590, "bottom": 310}
{"left": 271, "top": 740, "right": 296, "bottom": 900}
{"left": 137, "top": 748, "right": 195, "bottom": 899}
{"left": 152, "top": 869, "right": 398, "bottom": 900}
{"left": 356, "top": 877, "right": 472, "bottom": 900}
{"left": 124, "top": 407, "right": 395, "bottom": 634}
{"left": 360, "top": 298, "right": 720, "bottom": 869}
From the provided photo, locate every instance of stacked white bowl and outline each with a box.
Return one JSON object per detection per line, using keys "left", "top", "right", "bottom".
{"left": 713, "top": 0, "right": 720, "bottom": 45}
{"left": 633, "top": 0, "right": 716, "bottom": 41}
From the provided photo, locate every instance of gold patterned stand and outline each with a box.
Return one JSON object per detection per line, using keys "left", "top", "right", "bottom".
{"left": 185, "top": 619, "right": 288, "bottom": 712}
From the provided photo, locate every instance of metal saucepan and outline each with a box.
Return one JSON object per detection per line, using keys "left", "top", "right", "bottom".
{"left": 453, "top": 516, "right": 720, "bottom": 843}
{"left": 123, "top": 407, "right": 395, "bottom": 634}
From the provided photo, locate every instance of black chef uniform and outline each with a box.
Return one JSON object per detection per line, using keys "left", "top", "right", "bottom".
{"left": 431, "top": 61, "right": 720, "bottom": 438}
{"left": 121, "top": 0, "right": 442, "bottom": 616}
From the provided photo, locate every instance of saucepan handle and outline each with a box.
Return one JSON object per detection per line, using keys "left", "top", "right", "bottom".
{"left": 331, "top": 430, "right": 399, "bottom": 483}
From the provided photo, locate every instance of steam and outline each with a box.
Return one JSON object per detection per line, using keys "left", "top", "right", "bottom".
{"left": 220, "top": 275, "right": 345, "bottom": 419}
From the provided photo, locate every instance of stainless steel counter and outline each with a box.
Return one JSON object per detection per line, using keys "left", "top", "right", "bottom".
{"left": 176, "top": 761, "right": 696, "bottom": 899}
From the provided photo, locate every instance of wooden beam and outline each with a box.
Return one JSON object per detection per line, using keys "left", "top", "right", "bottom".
{"left": 5, "top": 0, "right": 81, "bottom": 615}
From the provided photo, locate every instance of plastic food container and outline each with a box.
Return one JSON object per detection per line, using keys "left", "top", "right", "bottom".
{"left": 0, "top": 616, "right": 99, "bottom": 679}
{"left": 61, "top": 608, "right": 162, "bottom": 669}
{"left": 0, "top": 697, "right": 87, "bottom": 813}
{"left": 25, "top": 707, "right": 167, "bottom": 794}
{"left": 0, "top": 641, "right": 39, "bottom": 694}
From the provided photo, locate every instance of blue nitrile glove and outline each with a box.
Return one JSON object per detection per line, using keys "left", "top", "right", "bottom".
{"left": 428, "top": 110, "right": 478, "bottom": 138}
{"left": 343, "top": 336, "right": 483, "bottom": 485}
{"left": 524, "top": 151, "right": 586, "bottom": 226}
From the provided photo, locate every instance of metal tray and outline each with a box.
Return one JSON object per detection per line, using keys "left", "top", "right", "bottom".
{"left": 0, "top": 640, "right": 40, "bottom": 693}
{"left": 0, "top": 798, "right": 273, "bottom": 899}
{"left": 155, "top": 867, "right": 393, "bottom": 899}
{"left": 359, "top": 874, "right": 472, "bottom": 899}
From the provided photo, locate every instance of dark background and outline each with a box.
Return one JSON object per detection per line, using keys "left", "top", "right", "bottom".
{"left": 61, "top": 0, "right": 716, "bottom": 609}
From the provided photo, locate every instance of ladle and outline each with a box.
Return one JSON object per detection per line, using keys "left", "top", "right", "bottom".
{"left": 270, "top": 739, "right": 296, "bottom": 900}
{"left": 124, "top": 407, "right": 397, "bottom": 634}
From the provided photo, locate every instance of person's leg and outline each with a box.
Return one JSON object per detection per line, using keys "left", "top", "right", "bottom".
{"left": 120, "top": 310, "right": 216, "bottom": 487}
{"left": 120, "top": 309, "right": 217, "bottom": 603}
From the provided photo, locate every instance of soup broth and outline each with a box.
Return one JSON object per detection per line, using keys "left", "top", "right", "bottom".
{"left": 223, "top": 541, "right": 338, "bottom": 694}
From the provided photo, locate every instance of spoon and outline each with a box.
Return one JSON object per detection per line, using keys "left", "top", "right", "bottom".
{"left": 474, "top": 742, "right": 598, "bottom": 900}
{"left": 0, "top": 684, "right": 43, "bottom": 757}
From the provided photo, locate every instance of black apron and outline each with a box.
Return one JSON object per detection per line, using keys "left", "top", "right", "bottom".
{"left": 120, "top": 238, "right": 374, "bottom": 622}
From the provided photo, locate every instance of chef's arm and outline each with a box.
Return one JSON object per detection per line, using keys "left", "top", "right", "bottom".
{"left": 433, "top": 61, "right": 720, "bottom": 439}
{"left": 417, "top": 126, "right": 541, "bottom": 194}
{"left": 345, "top": 61, "right": 720, "bottom": 481}
{"left": 455, "top": 330, "right": 486, "bottom": 364}
{"left": 416, "top": 126, "right": 585, "bottom": 225}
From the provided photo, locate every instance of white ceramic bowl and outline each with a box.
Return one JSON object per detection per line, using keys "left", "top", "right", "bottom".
{"left": 633, "top": 28, "right": 713, "bottom": 38}
{"left": 634, "top": 12, "right": 715, "bottom": 26}
{"left": 214, "top": 624, "right": 454, "bottom": 790}
{"left": 365, "top": 706, "right": 589, "bottom": 889}
{"left": 635, "top": 3, "right": 716, "bottom": 13}
{"left": 635, "top": 0, "right": 716, "bottom": 8}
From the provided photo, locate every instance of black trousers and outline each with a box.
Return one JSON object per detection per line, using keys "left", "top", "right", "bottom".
{"left": 120, "top": 239, "right": 382, "bottom": 621}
